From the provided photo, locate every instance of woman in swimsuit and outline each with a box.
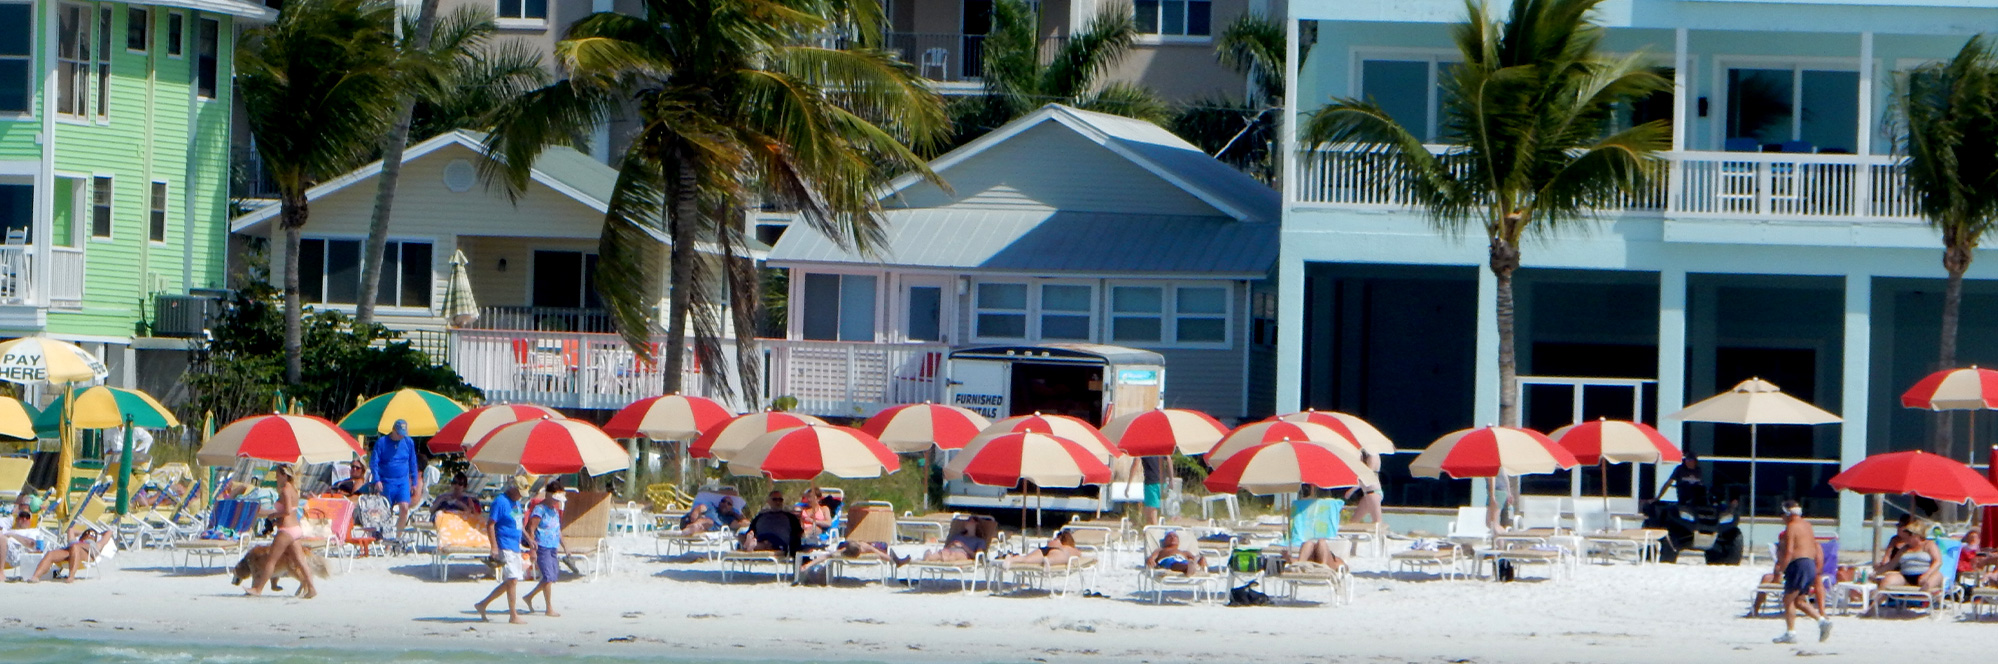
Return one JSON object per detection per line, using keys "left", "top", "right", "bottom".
{"left": 1867, "top": 519, "right": 1942, "bottom": 613}
{"left": 1005, "top": 530, "right": 1085, "bottom": 569}
{"left": 1343, "top": 452, "right": 1385, "bottom": 525}
{"left": 24, "top": 528, "right": 102, "bottom": 582}
{"left": 1148, "top": 531, "right": 1207, "bottom": 576}
{"left": 796, "top": 487, "right": 834, "bottom": 542}
{"left": 896, "top": 518, "right": 987, "bottom": 564}
{"left": 249, "top": 464, "right": 317, "bottom": 599}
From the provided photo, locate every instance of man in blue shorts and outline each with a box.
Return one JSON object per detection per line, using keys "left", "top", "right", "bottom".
{"left": 1773, "top": 500, "right": 1831, "bottom": 644}
{"left": 475, "top": 480, "right": 527, "bottom": 624}
{"left": 1141, "top": 457, "right": 1166, "bottom": 526}
{"left": 371, "top": 419, "right": 421, "bottom": 536}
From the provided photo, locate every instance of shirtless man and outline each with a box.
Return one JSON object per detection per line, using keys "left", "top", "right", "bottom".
{"left": 1773, "top": 500, "right": 1830, "bottom": 644}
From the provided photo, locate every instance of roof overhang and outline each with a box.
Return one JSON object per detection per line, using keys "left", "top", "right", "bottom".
{"left": 147, "top": 0, "right": 277, "bottom": 21}
{"left": 762, "top": 258, "right": 1266, "bottom": 281}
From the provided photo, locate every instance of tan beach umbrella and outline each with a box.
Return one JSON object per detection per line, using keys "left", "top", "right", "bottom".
{"left": 443, "top": 249, "right": 479, "bottom": 327}
{"left": 728, "top": 425, "right": 900, "bottom": 480}
{"left": 968, "top": 413, "right": 1116, "bottom": 462}
{"left": 1266, "top": 410, "right": 1397, "bottom": 456}
{"left": 467, "top": 417, "right": 630, "bottom": 476}
{"left": 690, "top": 411, "right": 828, "bottom": 461}
{"left": 1206, "top": 420, "right": 1356, "bottom": 466}
{"left": 1669, "top": 378, "right": 1840, "bottom": 554}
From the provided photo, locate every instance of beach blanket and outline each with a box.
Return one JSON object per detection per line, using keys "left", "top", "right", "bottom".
{"left": 1288, "top": 497, "right": 1345, "bottom": 545}
{"left": 436, "top": 511, "right": 492, "bottom": 550}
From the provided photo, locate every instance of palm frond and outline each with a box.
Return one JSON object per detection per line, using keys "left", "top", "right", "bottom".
{"left": 979, "top": 0, "right": 1043, "bottom": 113}
{"left": 1080, "top": 82, "right": 1170, "bottom": 124}
{"left": 238, "top": 0, "right": 404, "bottom": 197}
{"left": 1302, "top": 99, "right": 1463, "bottom": 225}
{"left": 1041, "top": 1, "right": 1137, "bottom": 101}
{"left": 596, "top": 149, "right": 671, "bottom": 360}
{"left": 1217, "top": 13, "right": 1285, "bottom": 104}
{"left": 478, "top": 81, "right": 615, "bottom": 198}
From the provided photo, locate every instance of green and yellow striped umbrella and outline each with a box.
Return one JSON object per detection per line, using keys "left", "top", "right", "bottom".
{"left": 0, "top": 396, "right": 36, "bottom": 440}
{"left": 339, "top": 388, "right": 467, "bottom": 436}
{"left": 32, "top": 385, "right": 179, "bottom": 434}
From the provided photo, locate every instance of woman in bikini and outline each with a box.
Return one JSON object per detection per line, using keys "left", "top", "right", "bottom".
{"left": 24, "top": 528, "right": 102, "bottom": 582}
{"left": 895, "top": 518, "right": 987, "bottom": 564}
{"left": 796, "top": 487, "right": 834, "bottom": 543}
{"left": 249, "top": 464, "right": 317, "bottom": 598}
{"left": 1003, "top": 530, "right": 1086, "bottom": 570}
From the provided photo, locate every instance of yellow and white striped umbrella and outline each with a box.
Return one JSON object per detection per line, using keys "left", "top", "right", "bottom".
{"left": 0, "top": 336, "right": 108, "bottom": 385}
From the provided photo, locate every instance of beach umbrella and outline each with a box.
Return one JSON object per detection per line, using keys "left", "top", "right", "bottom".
{"left": 604, "top": 394, "right": 732, "bottom": 441}
{"left": 430, "top": 403, "right": 562, "bottom": 454}
{"left": 467, "top": 417, "right": 630, "bottom": 476}
{"left": 690, "top": 411, "right": 827, "bottom": 461}
{"left": 337, "top": 388, "right": 468, "bottom": 436}
{"left": 0, "top": 336, "right": 109, "bottom": 385}
{"left": 1206, "top": 420, "right": 1356, "bottom": 466}
{"left": 1829, "top": 450, "right": 1998, "bottom": 559}
{"left": 969, "top": 413, "right": 1116, "bottom": 462}
{"left": 1551, "top": 418, "right": 1680, "bottom": 515}
{"left": 1409, "top": 426, "right": 1578, "bottom": 479}
{"left": 1203, "top": 440, "right": 1377, "bottom": 495}
{"left": 32, "top": 385, "right": 179, "bottom": 433}
{"left": 1266, "top": 410, "right": 1397, "bottom": 456}
{"left": 860, "top": 402, "right": 992, "bottom": 453}
{"left": 946, "top": 431, "right": 1112, "bottom": 533}
{"left": 0, "top": 396, "right": 37, "bottom": 440}
{"left": 728, "top": 425, "right": 900, "bottom": 481}
{"left": 442, "top": 249, "right": 480, "bottom": 328}
{"left": 1899, "top": 366, "right": 1998, "bottom": 547}
{"left": 197, "top": 414, "right": 366, "bottom": 466}
{"left": 1101, "top": 408, "right": 1229, "bottom": 457}
{"left": 1668, "top": 378, "right": 1840, "bottom": 553}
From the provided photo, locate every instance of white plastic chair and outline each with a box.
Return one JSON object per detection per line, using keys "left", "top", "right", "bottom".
{"left": 919, "top": 48, "right": 948, "bottom": 79}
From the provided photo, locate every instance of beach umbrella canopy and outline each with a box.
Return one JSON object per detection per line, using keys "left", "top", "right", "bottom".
{"left": 945, "top": 432, "right": 1112, "bottom": 489}
{"left": 1101, "top": 408, "right": 1230, "bottom": 457}
{"left": 197, "top": 414, "right": 366, "bottom": 466}
{"left": 690, "top": 411, "right": 827, "bottom": 461}
{"left": 430, "top": 403, "right": 563, "bottom": 454}
{"left": 1206, "top": 420, "right": 1356, "bottom": 466}
{"left": 1550, "top": 419, "right": 1681, "bottom": 465}
{"left": 442, "top": 249, "right": 480, "bottom": 327}
{"left": 860, "top": 402, "right": 992, "bottom": 453}
{"left": 1266, "top": 410, "right": 1397, "bottom": 456}
{"left": 32, "top": 385, "right": 179, "bottom": 434}
{"left": 604, "top": 394, "right": 732, "bottom": 441}
{"left": 970, "top": 413, "right": 1115, "bottom": 462}
{"left": 0, "top": 336, "right": 108, "bottom": 385}
{"left": 1203, "top": 441, "right": 1378, "bottom": 495}
{"left": 0, "top": 397, "right": 33, "bottom": 440}
{"left": 467, "top": 417, "right": 630, "bottom": 476}
{"left": 338, "top": 388, "right": 468, "bottom": 436}
{"left": 1901, "top": 366, "right": 1998, "bottom": 411}
{"left": 728, "top": 425, "right": 901, "bottom": 480}
{"left": 1670, "top": 378, "right": 1841, "bottom": 426}
{"left": 1409, "top": 426, "right": 1578, "bottom": 479}
{"left": 1828, "top": 450, "right": 1998, "bottom": 506}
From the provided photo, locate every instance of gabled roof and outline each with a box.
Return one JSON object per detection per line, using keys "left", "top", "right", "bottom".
{"left": 769, "top": 209, "right": 1277, "bottom": 277}
{"left": 883, "top": 104, "right": 1280, "bottom": 223}
{"left": 147, "top": 0, "right": 276, "bottom": 21}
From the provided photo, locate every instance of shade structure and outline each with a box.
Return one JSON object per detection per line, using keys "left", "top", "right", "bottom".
{"left": 0, "top": 397, "right": 34, "bottom": 440}
{"left": 1206, "top": 420, "right": 1356, "bottom": 466}
{"left": 1203, "top": 441, "right": 1378, "bottom": 495}
{"left": 1669, "top": 378, "right": 1841, "bottom": 555}
{"left": 604, "top": 394, "right": 732, "bottom": 441}
{"left": 1828, "top": 450, "right": 1998, "bottom": 506}
{"left": 728, "top": 425, "right": 901, "bottom": 480}
{"left": 197, "top": 414, "right": 366, "bottom": 466}
{"left": 1266, "top": 410, "right": 1397, "bottom": 456}
{"left": 945, "top": 432, "right": 1112, "bottom": 489}
{"left": 1408, "top": 426, "right": 1578, "bottom": 479}
{"left": 861, "top": 402, "right": 992, "bottom": 453}
{"left": 1901, "top": 366, "right": 1998, "bottom": 411}
{"left": 1550, "top": 419, "right": 1681, "bottom": 465}
{"left": 689, "top": 411, "right": 827, "bottom": 461}
{"left": 430, "top": 403, "right": 563, "bottom": 454}
{"left": 442, "top": 249, "right": 480, "bottom": 327}
{"left": 970, "top": 413, "right": 1116, "bottom": 462}
{"left": 32, "top": 385, "right": 179, "bottom": 433}
{"left": 1101, "top": 408, "right": 1229, "bottom": 457}
{"left": 467, "top": 417, "right": 630, "bottom": 476}
{"left": 338, "top": 388, "right": 468, "bottom": 436}
{"left": 0, "top": 336, "right": 109, "bottom": 385}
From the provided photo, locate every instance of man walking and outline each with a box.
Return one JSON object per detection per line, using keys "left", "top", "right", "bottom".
{"left": 371, "top": 420, "right": 422, "bottom": 537}
{"left": 474, "top": 480, "right": 527, "bottom": 624}
{"left": 1774, "top": 500, "right": 1831, "bottom": 644}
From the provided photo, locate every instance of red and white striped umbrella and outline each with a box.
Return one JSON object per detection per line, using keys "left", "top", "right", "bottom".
{"left": 860, "top": 402, "right": 992, "bottom": 453}
{"left": 196, "top": 414, "right": 366, "bottom": 466}
{"left": 690, "top": 411, "right": 828, "bottom": 461}
{"left": 1549, "top": 419, "right": 1681, "bottom": 465}
{"left": 728, "top": 425, "right": 901, "bottom": 480}
{"left": 1205, "top": 420, "right": 1356, "bottom": 466}
{"left": 1902, "top": 366, "right": 1998, "bottom": 411}
{"left": 1266, "top": 410, "right": 1396, "bottom": 456}
{"left": 945, "top": 432, "right": 1112, "bottom": 488}
{"left": 1409, "top": 426, "right": 1578, "bottom": 479}
{"left": 1203, "top": 441, "right": 1378, "bottom": 495}
{"left": 1101, "top": 408, "right": 1230, "bottom": 457}
{"left": 467, "top": 417, "right": 630, "bottom": 476}
{"left": 969, "top": 413, "right": 1116, "bottom": 462}
{"left": 604, "top": 394, "right": 734, "bottom": 440}
{"left": 429, "top": 404, "right": 563, "bottom": 454}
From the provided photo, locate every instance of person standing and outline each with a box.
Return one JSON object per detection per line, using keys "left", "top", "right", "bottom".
{"left": 1773, "top": 500, "right": 1831, "bottom": 644}
{"left": 370, "top": 420, "right": 422, "bottom": 538}
{"left": 248, "top": 465, "right": 317, "bottom": 598}
{"left": 522, "top": 482, "right": 568, "bottom": 617}
{"left": 474, "top": 480, "right": 527, "bottom": 624}
{"left": 1140, "top": 457, "right": 1166, "bottom": 526}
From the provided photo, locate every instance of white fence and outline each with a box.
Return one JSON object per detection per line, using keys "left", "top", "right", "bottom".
{"left": 447, "top": 329, "right": 732, "bottom": 411}
{"left": 763, "top": 339, "right": 951, "bottom": 418}
{"left": 0, "top": 246, "right": 86, "bottom": 306}
{"left": 50, "top": 248, "right": 83, "bottom": 306}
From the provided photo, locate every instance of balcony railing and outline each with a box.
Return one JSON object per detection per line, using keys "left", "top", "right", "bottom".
{"left": 232, "top": 147, "right": 280, "bottom": 200}
{"left": 447, "top": 329, "right": 731, "bottom": 411}
{"left": 464, "top": 306, "right": 616, "bottom": 334}
{"left": 1295, "top": 147, "right": 1922, "bottom": 222}
{"left": 0, "top": 246, "right": 86, "bottom": 307}
{"left": 857, "top": 32, "right": 1068, "bottom": 85}
{"left": 763, "top": 339, "right": 951, "bottom": 418}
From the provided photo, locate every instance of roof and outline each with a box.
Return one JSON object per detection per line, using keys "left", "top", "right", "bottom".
{"left": 950, "top": 343, "right": 1166, "bottom": 367}
{"left": 145, "top": 0, "right": 275, "bottom": 20}
{"left": 767, "top": 208, "right": 1276, "bottom": 277}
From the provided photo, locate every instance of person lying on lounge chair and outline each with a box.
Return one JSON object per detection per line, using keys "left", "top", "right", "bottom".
{"left": 1149, "top": 532, "right": 1208, "bottom": 576}
{"left": 1284, "top": 539, "right": 1348, "bottom": 572}
{"left": 895, "top": 517, "right": 990, "bottom": 565}
{"left": 678, "top": 488, "right": 746, "bottom": 535}
{"left": 1003, "top": 530, "right": 1086, "bottom": 570}
{"left": 24, "top": 528, "right": 104, "bottom": 583}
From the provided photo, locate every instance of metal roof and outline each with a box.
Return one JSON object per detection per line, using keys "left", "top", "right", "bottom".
{"left": 950, "top": 343, "right": 1166, "bottom": 366}
{"left": 767, "top": 208, "right": 1277, "bottom": 277}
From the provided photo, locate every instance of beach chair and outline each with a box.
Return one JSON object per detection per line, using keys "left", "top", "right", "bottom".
{"left": 656, "top": 490, "right": 744, "bottom": 559}
{"left": 722, "top": 510, "right": 802, "bottom": 583}
{"left": 901, "top": 515, "right": 997, "bottom": 592}
{"left": 1446, "top": 506, "right": 1493, "bottom": 547}
{"left": 1064, "top": 524, "right": 1119, "bottom": 567}
{"left": 559, "top": 490, "right": 614, "bottom": 581}
{"left": 173, "top": 497, "right": 262, "bottom": 571}
{"left": 0, "top": 457, "right": 32, "bottom": 502}
{"left": 431, "top": 510, "right": 496, "bottom": 581}
{"left": 1138, "top": 527, "right": 1226, "bottom": 604}
{"left": 995, "top": 550, "right": 1098, "bottom": 598}
{"left": 1390, "top": 538, "right": 1469, "bottom": 580}
{"left": 895, "top": 513, "right": 955, "bottom": 544}
{"left": 1968, "top": 573, "right": 1998, "bottom": 621}
{"left": 1749, "top": 540, "right": 1838, "bottom": 616}
{"left": 821, "top": 501, "right": 897, "bottom": 585}
{"left": 1268, "top": 537, "right": 1355, "bottom": 605}
{"left": 1875, "top": 539, "right": 1962, "bottom": 619}
{"left": 1519, "top": 496, "right": 1564, "bottom": 532}
{"left": 301, "top": 495, "right": 359, "bottom": 571}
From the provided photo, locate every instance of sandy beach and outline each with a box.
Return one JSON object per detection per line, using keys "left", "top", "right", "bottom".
{"left": 1, "top": 534, "right": 1985, "bottom": 663}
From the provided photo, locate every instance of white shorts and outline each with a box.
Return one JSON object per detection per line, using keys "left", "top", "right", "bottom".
{"left": 498, "top": 550, "right": 528, "bottom": 581}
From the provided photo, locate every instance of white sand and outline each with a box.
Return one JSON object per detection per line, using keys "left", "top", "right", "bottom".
{"left": 5, "top": 536, "right": 1983, "bottom": 663}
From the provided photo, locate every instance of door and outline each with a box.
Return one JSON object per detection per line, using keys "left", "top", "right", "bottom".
{"left": 899, "top": 275, "right": 950, "bottom": 344}
{"left": 960, "top": 0, "right": 992, "bottom": 79}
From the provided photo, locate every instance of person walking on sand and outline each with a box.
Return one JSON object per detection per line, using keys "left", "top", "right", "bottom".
{"left": 1773, "top": 500, "right": 1831, "bottom": 644}
{"left": 521, "top": 482, "right": 569, "bottom": 617}
{"left": 371, "top": 419, "right": 422, "bottom": 538}
{"left": 474, "top": 480, "right": 528, "bottom": 624}
{"left": 249, "top": 464, "right": 317, "bottom": 599}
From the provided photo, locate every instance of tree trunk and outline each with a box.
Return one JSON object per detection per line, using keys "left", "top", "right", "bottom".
{"left": 356, "top": 0, "right": 444, "bottom": 328}
{"left": 1936, "top": 244, "right": 1972, "bottom": 461}
{"left": 660, "top": 149, "right": 699, "bottom": 395}
{"left": 281, "top": 193, "right": 309, "bottom": 386}
{"left": 1491, "top": 236, "right": 1522, "bottom": 429}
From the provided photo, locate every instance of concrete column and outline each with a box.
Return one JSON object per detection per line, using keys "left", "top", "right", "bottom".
{"left": 1473, "top": 266, "right": 1500, "bottom": 507}
{"left": 1854, "top": 32, "right": 1875, "bottom": 214}
{"left": 1667, "top": 28, "right": 1687, "bottom": 214}
{"left": 1275, "top": 253, "right": 1305, "bottom": 412}
{"left": 1657, "top": 269, "right": 1688, "bottom": 497}
{"left": 1837, "top": 272, "right": 1871, "bottom": 543}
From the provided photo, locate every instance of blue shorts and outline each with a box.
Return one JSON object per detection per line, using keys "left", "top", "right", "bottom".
{"left": 1143, "top": 483, "right": 1164, "bottom": 509}
{"left": 1783, "top": 557, "right": 1817, "bottom": 594}
{"left": 381, "top": 479, "right": 412, "bottom": 506}
{"left": 535, "top": 545, "right": 560, "bottom": 584}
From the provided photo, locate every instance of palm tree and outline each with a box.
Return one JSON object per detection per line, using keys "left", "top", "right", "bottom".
{"left": 1300, "top": 0, "right": 1669, "bottom": 432}
{"left": 1900, "top": 36, "right": 1998, "bottom": 459}
{"left": 1168, "top": 13, "right": 1287, "bottom": 182}
{"left": 237, "top": 0, "right": 403, "bottom": 385}
{"left": 947, "top": 0, "right": 1165, "bottom": 147}
{"left": 1217, "top": 12, "right": 1283, "bottom": 106}
{"left": 482, "top": 0, "right": 948, "bottom": 404}
{"left": 354, "top": 5, "right": 548, "bottom": 327}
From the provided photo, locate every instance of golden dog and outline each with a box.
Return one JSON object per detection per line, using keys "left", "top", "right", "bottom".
{"left": 229, "top": 544, "right": 329, "bottom": 595}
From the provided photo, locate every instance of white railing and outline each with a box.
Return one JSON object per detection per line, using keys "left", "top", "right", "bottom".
{"left": 1295, "top": 146, "right": 1667, "bottom": 211}
{"left": 0, "top": 246, "right": 28, "bottom": 305}
{"left": 49, "top": 248, "right": 83, "bottom": 306}
{"left": 447, "top": 329, "right": 736, "bottom": 411}
{"left": 763, "top": 339, "right": 951, "bottom": 418}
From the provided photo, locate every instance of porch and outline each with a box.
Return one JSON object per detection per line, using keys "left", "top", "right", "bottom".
{"left": 0, "top": 246, "right": 87, "bottom": 308}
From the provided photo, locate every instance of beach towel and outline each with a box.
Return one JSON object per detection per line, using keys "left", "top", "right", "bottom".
{"left": 436, "top": 511, "right": 493, "bottom": 550}
{"left": 304, "top": 497, "right": 356, "bottom": 543}
{"left": 1288, "top": 497, "right": 1345, "bottom": 546}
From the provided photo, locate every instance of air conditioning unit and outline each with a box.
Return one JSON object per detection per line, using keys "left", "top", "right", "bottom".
{"left": 154, "top": 294, "right": 213, "bottom": 338}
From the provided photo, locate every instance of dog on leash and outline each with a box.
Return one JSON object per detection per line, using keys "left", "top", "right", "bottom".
{"left": 229, "top": 544, "right": 329, "bottom": 595}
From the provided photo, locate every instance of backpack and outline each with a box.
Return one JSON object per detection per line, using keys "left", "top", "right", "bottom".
{"left": 1228, "top": 582, "right": 1273, "bottom": 607}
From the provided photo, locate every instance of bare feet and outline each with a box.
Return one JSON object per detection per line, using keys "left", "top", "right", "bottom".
{"left": 474, "top": 602, "right": 489, "bottom": 622}
{"left": 544, "top": 610, "right": 561, "bottom": 618}
{"left": 299, "top": 586, "right": 318, "bottom": 600}
{"left": 508, "top": 614, "right": 526, "bottom": 625}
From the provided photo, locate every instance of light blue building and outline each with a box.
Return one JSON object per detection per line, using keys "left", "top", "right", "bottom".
{"left": 1274, "top": 0, "right": 1998, "bottom": 540}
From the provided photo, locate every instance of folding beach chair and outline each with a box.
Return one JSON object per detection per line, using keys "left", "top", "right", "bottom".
{"left": 1876, "top": 539, "right": 1963, "bottom": 619}
{"left": 722, "top": 510, "right": 802, "bottom": 583}
{"left": 824, "top": 501, "right": 897, "bottom": 585}
{"left": 0, "top": 457, "right": 32, "bottom": 502}
{"left": 902, "top": 515, "right": 998, "bottom": 592}
{"left": 431, "top": 510, "right": 495, "bottom": 581}
{"left": 173, "top": 497, "right": 261, "bottom": 572}
{"left": 559, "top": 490, "right": 614, "bottom": 581}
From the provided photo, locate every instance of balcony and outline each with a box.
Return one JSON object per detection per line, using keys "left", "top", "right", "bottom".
{"left": 763, "top": 339, "right": 950, "bottom": 418}
{"left": 1294, "top": 148, "right": 1922, "bottom": 223}
{"left": 865, "top": 32, "right": 1069, "bottom": 88}
{"left": 462, "top": 306, "right": 615, "bottom": 334}
{"left": 232, "top": 147, "right": 280, "bottom": 201}
{"left": 0, "top": 246, "right": 85, "bottom": 308}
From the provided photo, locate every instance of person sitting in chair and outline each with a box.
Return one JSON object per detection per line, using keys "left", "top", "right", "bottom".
{"left": 24, "top": 528, "right": 105, "bottom": 583}
{"left": 1150, "top": 531, "right": 1209, "bottom": 576}
{"left": 896, "top": 516, "right": 991, "bottom": 565}
{"left": 739, "top": 491, "right": 803, "bottom": 554}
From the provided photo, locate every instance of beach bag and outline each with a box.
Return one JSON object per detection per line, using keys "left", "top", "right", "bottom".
{"left": 1228, "top": 582, "right": 1272, "bottom": 607}
{"left": 1497, "top": 559, "right": 1516, "bottom": 582}
{"left": 1229, "top": 548, "right": 1264, "bottom": 573}
{"left": 355, "top": 495, "right": 393, "bottom": 537}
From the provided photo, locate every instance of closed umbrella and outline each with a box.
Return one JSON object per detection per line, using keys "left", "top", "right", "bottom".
{"left": 728, "top": 425, "right": 900, "bottom": 480}
{"left": 467, "top": 417, "right": 629, "bottom": 476}
{"left": 1900, "top": 366, "right": 1998, "bottom": 547}
{"left": 1266, "top": 410, "right": 1397, "bottom": 456}
{"left": 1101, "top": 408, "right": 1229, "bottom": 457}
{"left": 442, "top": 250, "right": 479, "bottom": 327}
{"left": 946, "top": 431, "right": 1112, "bottom": 533}
{"left": 861, "top": 402, "right": 992, "bottom": 453}
{"left": 338, "top": 388, "right": 468, "bottom": 436}
{"left": 690, "top": 411, "right": 826, "bottom": 461}
{"left": 197, "top": 414, "right": 366, "bottom": 466}
{"left": 430, "top": 403, "right": 563, "bottom": 454}
{"left": 1206, "top": 420, "right": 1355, "bottom": 466}
{"left": 1669, "top": 378, "right": 1840, "bottom": 555}
{"left": 1551, "top": 418, "right": 1679, "bottom": 513}
{"left": 1828, "top": 450, "right": 1998, "bottom": 559}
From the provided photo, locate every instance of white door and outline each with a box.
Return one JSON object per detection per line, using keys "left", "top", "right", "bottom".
{"left": 899, "top": 275, "right": 952, "bottom": 344}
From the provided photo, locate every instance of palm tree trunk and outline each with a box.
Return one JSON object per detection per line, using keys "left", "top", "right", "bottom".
{"left": 1936, "top": 245, "right": 1972, "bottom": 460}
{"left": 281, "top": 193, "right": 310, "bottom": 386}
{"left": 660, "top": 148, "right": 698, "bottom": 395}
{"left": 1491, "top": 237, "right": 1522, "bottom": 428}
{"left": 356, "top": 0, "right": 444, "bottom": 328}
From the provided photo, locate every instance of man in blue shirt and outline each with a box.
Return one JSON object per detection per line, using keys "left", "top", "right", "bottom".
{"left": 370, "top": 420, "right": 422, "bottom": 537}
{"left": 521, "top": 482, "right": 569, "bottom": 617}
{"left": 474, "top": 481, "right": 527, "bottom": 624}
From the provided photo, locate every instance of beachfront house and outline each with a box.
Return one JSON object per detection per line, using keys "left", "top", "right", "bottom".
{"left": 765, "top": 104, "right": 1279, "bottom": 422}
{"left": 1275, "top": 0, "right": 1998, "bottom": 540}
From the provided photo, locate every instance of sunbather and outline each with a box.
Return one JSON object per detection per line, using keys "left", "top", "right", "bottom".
{"left": 23, "top": 528, "right": 103, "bottom": 583}
{"left": 430, "top": 473, "right": 482, "bottom": 518}
{"left": 1867, "top": 518, "right": 1943, "bottom": 613}
{"left": 739, "top": 492, "right": 801, "bottom": 552}
{"left": 3, "top": 508, "right": 49, "bottom": 571}
{"left": 896, "top": 517, "right": 988, "bottom": 564}
{"left": 1343, "top": 452, "right": 1385, "bottom": 525}
{"left": 796, "top": 487, "right": 834, "bottom": 543}
{"left": 1149, "top": 532, "right": 1208, "bottom": 576}
{"left": 1286, "top": 538, "right": 1348, "bottom": 572}
{"left": 1002, "top": 530, "right": 1085, "bottom": 570}
{"left": 678, "top": 488, "right": 745, "bottom": 535}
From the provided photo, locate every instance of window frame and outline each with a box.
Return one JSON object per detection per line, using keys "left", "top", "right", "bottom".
{"left": 795, "top": 270, "right": 882, "bottom": 342}
{"left": 298, "top": 235, "right": 437, "bottom": 309}
{"left": 55, "top": 2, "right": 92, "bottom": 119}
{"left": 0, "top": 1, "right": 32, "bottom": 116}
{"left": 1106, "top": 279, "right": 1235, "bottom": 348}
{"left": 164, "top": 11, "right": 183, "bottom": 59}
{"left": 1033, "top": 280, "right": 1097, "bottom": 342}
{"left": 494, "top": 0, "right": 548, "bottom": 25}
{"left": 147, "top": 180, "right": 167, "bottom": 243}
{"left": 195, "top": 16, "right": 218, "bottom": 100}
{"left": 970, "top": 279, "right": 1030, "bottom": 342}
{"left": 1131, "top": 0, "right": 1212, "bottom": 40}
{"left": 126, "top": 6, "right": 147, "bottom": 54}
{"left": 1171, "top": 283, "right": 1232, "bottom": 347}
{"left": 1349, "top": 47, "right": 1462, "bottom": 144}
{"left": 95, "top": 5, "right": 111, "bottom": 119}
{"left": 1712, "top": 55, "right": 1864, "bottom": 154}
{"left": 88, "top": 175, "right": 112, "bottom": 240}
{"left": 1108, "top": 283, "right": 1166, "bottom": 345}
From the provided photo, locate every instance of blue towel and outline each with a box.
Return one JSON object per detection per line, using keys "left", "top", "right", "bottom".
{"left": 1287, "top": 497, "right": 1344, "bottom": 546}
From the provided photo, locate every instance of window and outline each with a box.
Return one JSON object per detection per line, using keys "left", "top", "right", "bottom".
{"left": 974, "top": 282, "right": 1027, "bottom": 339}
{"left": 1038, "top": 284, "right": 1093, "bottom": 340}
{"left": 496, "top": 0, "right": 547, "bottom": 20}
{"left": 90, "top": 177, "right": 112, "bottom": 238}
{"left": 1251, "top": 291, "right": 1277, "bottom": 346}
{"left": 166, "top": 12, "right": 183, "bottom": 58}
{"left": 0, "top": 3, "right": 30, "bottom": 113}
{"left": 0, "top": 183, "right": 31, "bottom": 244}
{"left": 1725, "top": 65, "right": 1859, "bottom": 153}
{"left": 196, "top": 18, "right": 218, "bottom": 99}
{"left": 127, "top": 7, "right": 147, "bottom": 52}
{"left": 56, "top": 3, "right": 91, "bottom": 116}
{"left": 530, "top": 250, "right": 599, "bottom": 309}
{"left": 800, "top": 273, "right": 877, "bottom": 342}
{"left": 1174, "top": 286, "right": 1228, "bottom": 343}
{"left": 300, "top": 238, "right": 433, "bottom": 307}
{"left": 1357, "top": 57, "right": 1457, "bottom": 142}
{"left": 1110, "top": 285, "right": 1163, "bottom": 343}
{"left": 96, "top": 6, "right": 110, "bottom": 116}
{"left": 148, "top": 182, "right": 166, "bottom": 242}
{"left": 384, "top": 241, "right": 432, "bottom": 307}
{"left": 1132, "top": 0, "right": 1210, "bottom": 37}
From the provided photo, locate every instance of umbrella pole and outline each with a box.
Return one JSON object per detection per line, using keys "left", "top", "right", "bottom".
{"left": 115, "top": 415, "right": 135, "bottom": 515}
{"left": 1872, "top": 493, "right": 1885, "bottom": 565}
{"left": 1600, "top": 460, "right": 1611, "bottom": 526}
{"left": 1747, "top": 424, "right": 1759, "bottom": 562}
{"left": 54, "top": 383, "right": 75, "bottom": 520}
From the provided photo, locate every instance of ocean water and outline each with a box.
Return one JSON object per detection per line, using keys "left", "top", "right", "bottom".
{"left": 0, "top": 634, "right": 872, "bottom": 664}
